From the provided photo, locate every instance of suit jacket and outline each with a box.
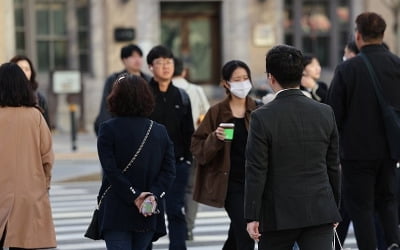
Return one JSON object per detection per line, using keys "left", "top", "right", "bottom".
{"left": 327, "top": 44, "right": 400, "bottom": 160}
{"left": 97, "top": 117, "right": 175, "bottom": 237}
{"left": 244, "top": 89, "right": 341, "bottom": 231}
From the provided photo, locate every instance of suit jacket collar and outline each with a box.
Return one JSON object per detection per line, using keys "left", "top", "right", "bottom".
{"left": 275, "top": 88, "right": 304, "bottom": 99}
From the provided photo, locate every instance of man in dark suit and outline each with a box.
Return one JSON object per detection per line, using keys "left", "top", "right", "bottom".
{"left": 327, "top": 12, "right": 400, "bottom": 250}
{"left": 245, "top": 45, "right": 341, "bottom": 250}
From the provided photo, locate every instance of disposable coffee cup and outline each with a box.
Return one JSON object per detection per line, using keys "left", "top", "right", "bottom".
{"left": 219, "top": 123, "right": 235, "bottom": 141}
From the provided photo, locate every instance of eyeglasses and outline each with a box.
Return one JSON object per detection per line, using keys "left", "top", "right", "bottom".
{"left": 153, "top": 59, "right": 173, "bottom": 67}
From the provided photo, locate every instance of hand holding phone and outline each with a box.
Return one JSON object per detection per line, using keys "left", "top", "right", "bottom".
{"left": 140, "top": 195, "right": 157, "bottom": 217}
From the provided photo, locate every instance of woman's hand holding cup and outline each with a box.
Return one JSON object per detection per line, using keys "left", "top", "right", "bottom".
{"left": 215, "top": 127, "right": 225, "bottom": 141}
{"left": 216, "top": 123, "right": 235, "bottom": 141}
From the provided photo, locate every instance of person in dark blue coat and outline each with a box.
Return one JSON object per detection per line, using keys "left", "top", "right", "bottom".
{"left": 97, "top": 74, "right": 176, "bottom": 250}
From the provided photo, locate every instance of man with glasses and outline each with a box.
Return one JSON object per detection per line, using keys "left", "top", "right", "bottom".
{"left": 147, "top": 45, "right": 194, "bottom": 250}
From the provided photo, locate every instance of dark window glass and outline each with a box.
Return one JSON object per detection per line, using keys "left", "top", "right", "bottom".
{"left": 36, "top": 7, "right": 50, "bottom": 35}
{"left": 16, "top": 32, "right": 25, "bottom": 51}
{"left": 36, "top": 1, "right": 68, "bottom": 71}
{"left": 79, "top": 54, "right": 88, "bottom": 72}
{"left": 14, "top": 7, "right": 24, "bottom": 27}
{"left": 76, "top": 0, "right": 90, "bottom": 72}
{"left": 37, "top": 41, "right": 50, "bottom": 71}
{"left": 78, "top": 31, "right": 88, "bottom": 49}
{"left": 54, "top": 41, "right": 68, "bottom": 69}
{"left": 53, "top": 3, "right": 67, "bottom": 35}
{"left": 14, "top": 0, "right": 25, "bottom": 54}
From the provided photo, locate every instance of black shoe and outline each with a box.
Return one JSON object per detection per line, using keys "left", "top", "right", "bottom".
{"left": 186, "top": 230, "right": 194, "bottom": 241}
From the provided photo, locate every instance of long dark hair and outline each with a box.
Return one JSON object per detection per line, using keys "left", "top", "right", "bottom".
{"left": 0, "top": 63, "right": 37, "bottom": 107}
{"left": 10, "top": 55, "right": 39, "bottom": 90}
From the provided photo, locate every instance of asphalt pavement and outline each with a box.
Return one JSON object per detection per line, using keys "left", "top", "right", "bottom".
{"left": 52, "top": 131, "right": 101, "bottom": 183}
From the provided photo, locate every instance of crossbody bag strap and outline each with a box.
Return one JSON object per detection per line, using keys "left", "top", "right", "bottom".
{"left": 359, "top": 53, "right": 388, "bottom": 107}
{"left": 97, "top": 120, "right": 154, "bottom": 208}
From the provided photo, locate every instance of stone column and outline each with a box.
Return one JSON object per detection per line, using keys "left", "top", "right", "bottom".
{"left": 136, "top": 0, "right": 160, "bottom": 70}
{"left": 222, "top": 0, "right": 251, "bottom": 62}
{"left": 0, "top": 0, "right": 16, "bottom": 62}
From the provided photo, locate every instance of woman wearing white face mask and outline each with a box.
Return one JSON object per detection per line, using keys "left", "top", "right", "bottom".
{"left": 191, "top": 60, "right": 259, "bottom": 250}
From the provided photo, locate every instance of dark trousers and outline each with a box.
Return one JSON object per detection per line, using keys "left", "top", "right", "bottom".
{"left": 184, "top": 160, "right": 198, "bottom": 233}
{"left": 259, "top": 224, "right": 333, "bottom": 250}
{"left": 342, "top": 159, "right": 400, "bottom": 250}
{"left": 165, "top": 161, "right": 190, "bottom": 250}
{"left": 103, "top": 230, "right": 154, "bottom": 250}
{"left": 222, "top": 180, "right": 255, "bottom": 250}
{"left": 335, "top": 188, "right": 387, "bottom": 250}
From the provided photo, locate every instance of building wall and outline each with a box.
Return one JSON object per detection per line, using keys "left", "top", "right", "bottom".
{"left": 3, "top": 0, "right": 399, "bottom": 132}
{"left": 105, "top": 0, "right": 138, "bottom": 74}
{"left": 248, "top": 0, "right": 283, "bottom": 89}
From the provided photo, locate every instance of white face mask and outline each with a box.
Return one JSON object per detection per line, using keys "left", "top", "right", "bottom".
{"left": 229, "top": 80, "right": 252, "bottom": 99}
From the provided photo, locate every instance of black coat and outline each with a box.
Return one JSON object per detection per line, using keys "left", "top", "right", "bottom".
{"left": 149, "top": 78, "right": 194, "bottom": 162}
{"left": 300, "top": 81, "right": 328, "bottom": 103}
{"left": 327, "top": 44, "right": 400, "bottom": 160}
{"left": 244, "top": 89, "right": 341, "bottom": 231}
{"left": 97, "top": 117, "right": 175, "bottom": 238}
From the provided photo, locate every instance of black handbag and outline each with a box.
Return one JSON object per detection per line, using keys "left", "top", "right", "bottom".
{"left": 84, "top": 208, "right": 100, "bottom": 240}
{"left": 84, "top": 120, "right": 154, "bottom": 240}
{"left": 360, "top": 53, "right": 400, "bottom": 160}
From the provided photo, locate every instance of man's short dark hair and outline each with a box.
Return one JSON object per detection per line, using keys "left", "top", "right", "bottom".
{"left": 0, "top": 63, "right": 36, "bottom": 107}
{"left": 173, "top": 57, "right": 184, "bottom": 77}
{"left": 107, "top": 74, "right": 155, "bottom": 117}
{"left": 146, "top": 45, "right": 174, "bottom": 65}
{"left": 355, "top": 12, "right": 386, "bottom": 42}
{"left": 266, "top": 45, "right": 303, "bottom": 89}
{"left": 120, "top": 44, "right": 143, "bottom": 59}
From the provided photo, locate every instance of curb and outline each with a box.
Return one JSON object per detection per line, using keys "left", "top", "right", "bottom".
{"left": 55, "top": 152, "right": 98, "bottom": 160}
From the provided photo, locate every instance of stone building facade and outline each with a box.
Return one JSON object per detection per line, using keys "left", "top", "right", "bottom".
{"left": 0, "top": 0, "right": 398, "bottom": 132}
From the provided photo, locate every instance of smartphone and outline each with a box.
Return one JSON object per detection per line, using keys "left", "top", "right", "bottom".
{"left": 141, "top": 200, "right": 154, "bottom": 214}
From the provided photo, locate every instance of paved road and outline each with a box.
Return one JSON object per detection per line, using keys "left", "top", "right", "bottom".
{"left": 49, "top": 181, "right": 358, "bottom": 250}
{"left": 49, "top": 133, "right": 358, "bottom": 249}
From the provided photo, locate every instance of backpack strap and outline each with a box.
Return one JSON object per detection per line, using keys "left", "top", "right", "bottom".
{"left": 178, "top": 87, "right": 190, "bottom": 115}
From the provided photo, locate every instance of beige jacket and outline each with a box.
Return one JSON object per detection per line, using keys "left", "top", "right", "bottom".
{"left": 0, "top": 107, "right": 56, "bottom": 248}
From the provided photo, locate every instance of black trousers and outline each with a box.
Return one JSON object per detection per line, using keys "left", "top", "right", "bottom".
{"left": 342, "top": 159, "right": 400, "bottom": 250}
{"left": 259, "top": 224, "right": 333, "bottom": 250}
{"left": 222, "top": 180, "right": 255, "bottom": 250}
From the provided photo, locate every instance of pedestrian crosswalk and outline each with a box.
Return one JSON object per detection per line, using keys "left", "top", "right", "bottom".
{"left": 49, "top": 182, "right": 358, "bottom": 250}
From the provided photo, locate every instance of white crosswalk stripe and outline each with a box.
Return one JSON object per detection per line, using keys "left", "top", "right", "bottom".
{"left": 49, "top": 182, "right": 359, "bottom": 250}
